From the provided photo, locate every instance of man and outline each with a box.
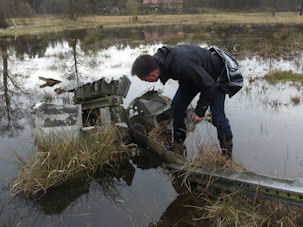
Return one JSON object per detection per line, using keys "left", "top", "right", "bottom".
{"left": 131, "top": 45, "right": 234, "bottom": 158}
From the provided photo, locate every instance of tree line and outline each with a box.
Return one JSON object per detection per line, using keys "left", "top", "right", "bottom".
{"left": 1, "top": 0, "right": 303, "bottom": 28}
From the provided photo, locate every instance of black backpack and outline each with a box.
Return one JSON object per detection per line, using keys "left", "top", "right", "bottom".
{"left": 209, "top": 46, "right": 243, "bottom": 97}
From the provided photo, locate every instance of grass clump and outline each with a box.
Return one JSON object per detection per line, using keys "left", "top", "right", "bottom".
{"left": 291, "top": 95, "right": 301, "bottom": 105}
{"left": 11, "top": 126, "right": 131, "bottom": 198}
{"left": 192, "top": 190, "right": 303, "bottom": 227}
{"left": 191, "top": 148, "right": 245, "bottom": 172}
{"left": 264, "top": 70, "right": 303, "bottom": 84}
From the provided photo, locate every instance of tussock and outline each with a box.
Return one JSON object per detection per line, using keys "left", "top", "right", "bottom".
{"left": 192, "top": 147, "right": 245, "bottom": 172}
{"left": 291, "top": 95, "right": 301, "bottom": 105}
{"left": 11, "top": 126, "right": 132, "bottom": 198}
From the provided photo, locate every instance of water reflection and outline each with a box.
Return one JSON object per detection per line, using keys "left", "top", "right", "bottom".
{"left": 0, "top": 44, "right": 26, "bottom": 137}
{"left": 2, "top": 24, "right": 303, "bottom": 61}
{"left": 31, "top": 160, "right": 134, "bottom": 215}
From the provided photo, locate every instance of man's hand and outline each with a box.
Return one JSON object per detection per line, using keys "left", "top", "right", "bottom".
{"left": 191, "top": 113, "right": 204, "bottom": 124}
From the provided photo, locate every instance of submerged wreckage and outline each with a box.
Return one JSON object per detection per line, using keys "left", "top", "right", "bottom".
{"left": 31, "top": 76, "right": 303, "bottom": 206}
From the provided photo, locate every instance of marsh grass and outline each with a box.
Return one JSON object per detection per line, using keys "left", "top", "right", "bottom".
{"left": 11, "top": 126, "right": 132, "bottom": 198}
{"left": 191, "top": 148, "right": 245, "bottom": 172}
{"left": 291, "top": 95, "right": 301, "bottom": 105}
{"left": 264, "top": 70, "right": 303, "bottom": 84}
{"left": 188, "top": 189, "right": 303, "bottom": 227}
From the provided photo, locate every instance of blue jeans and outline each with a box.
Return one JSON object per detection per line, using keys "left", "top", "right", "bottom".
{"left": 171, "top": 84, "right": 233, "bottom": 145}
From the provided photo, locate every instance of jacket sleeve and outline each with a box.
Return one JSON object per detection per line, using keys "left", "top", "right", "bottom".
{"left": 176, "top": 62, "right": 216, "bottom": 117}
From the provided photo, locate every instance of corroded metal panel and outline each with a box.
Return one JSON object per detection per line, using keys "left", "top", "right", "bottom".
{"left": 81, "top": 96, "right": 123, "bottom": 110}
{"left": 31, "top": 103, "right": 82, "bottom": 140}
{"left": 74, "top": 76, "right": 131, "bottom": 104}
{"left": 128, "top": 91, "right": 173, "bottom": 131}
{"left": 93, "top": 75, "right": 131, "bottom": 98}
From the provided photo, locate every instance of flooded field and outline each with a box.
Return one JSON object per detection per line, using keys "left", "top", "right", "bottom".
{"left": 1, "top": 24, "right": 303, "bottom": 226}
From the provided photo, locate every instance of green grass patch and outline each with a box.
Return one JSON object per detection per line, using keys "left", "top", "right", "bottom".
{"left": 264, "top": 70, "right": 303, "bottom": 84}
{"left": 11, "top": 126, "right": 132, "bottom": 198}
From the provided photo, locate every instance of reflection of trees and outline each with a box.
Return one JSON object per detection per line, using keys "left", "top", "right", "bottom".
{"left": 1, "top": 23, "right": 303, "bottom": 68}
{"left": 13, "top": 35, "right": 49, "bottom": 58}
{"left": 149, "top": 176, "right": 209, "bottom": 227}
{"left": 71, "top": 38, "right": 79, "bottom": 86}
{"left": 2, "top": 23, "right": 303, "bottom": 61}
{"left": 0, "top": 45, "right": 26, "bottom": 137}
{"left": 26, "top": 160, "right": 135, "bottom": 215}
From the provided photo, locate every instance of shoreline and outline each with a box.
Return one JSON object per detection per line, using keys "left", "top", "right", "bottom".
{"left": 1, "top": 12, "right": 303, "bottom": 37}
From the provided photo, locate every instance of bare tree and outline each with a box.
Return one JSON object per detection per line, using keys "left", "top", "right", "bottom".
{"left": 300, "top": 0, "right": 303, "bottom": 16}
{"left": 126, "top": 0, "right": 138, "bottom": 20}
{"left": 0, "top": 0, "right": 9, "bottom": 28}
{"left": 272, "top": 0, "right": 277, "bottom": 17}
{"left": 64, "top": 0, "right": 92, "bottom": 20}
{"left": 71, "top": 39, "right": 79, "bottom": 87}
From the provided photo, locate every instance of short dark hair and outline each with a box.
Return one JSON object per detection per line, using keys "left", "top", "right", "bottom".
{"left": 131, "top": 54, "right": 158, "bottom": 78}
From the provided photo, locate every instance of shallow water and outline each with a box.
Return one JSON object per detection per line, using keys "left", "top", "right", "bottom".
{"left": 1, "top": 24, "right": 303, "bottom": 226}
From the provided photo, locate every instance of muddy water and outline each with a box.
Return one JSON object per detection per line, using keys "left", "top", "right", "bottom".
{"left": 1, "top": 24, "right": 303, "bottom": 226}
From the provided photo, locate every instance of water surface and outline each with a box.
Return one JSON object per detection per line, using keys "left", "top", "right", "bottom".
{"left": 1, "top": 24, "right": 303, "bottom": 226}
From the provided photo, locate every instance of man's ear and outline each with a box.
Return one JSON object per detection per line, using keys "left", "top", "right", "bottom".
{"left": 150, "top": 67, "right": 160, "bottom": 79}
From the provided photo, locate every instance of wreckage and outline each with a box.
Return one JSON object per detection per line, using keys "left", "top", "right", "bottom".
{"left": 31, "top": 75, "right": 303, "bottom": 207}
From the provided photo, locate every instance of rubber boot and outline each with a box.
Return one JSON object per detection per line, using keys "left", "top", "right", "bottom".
{"left": 221, "top": 139, "right": 233, "bottom": 160}
{"left": 218, "top": 131, "right": 233, "bottom": 160}
{"left": 173, "top": 128, "right": 186, "bottom": 145}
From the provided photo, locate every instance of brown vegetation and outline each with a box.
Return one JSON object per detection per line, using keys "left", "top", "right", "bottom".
{"left": 190, "top": 189, "right": 303, "bottom": 226}
{"left": 291, "top": 95, "right": 301, "bottom": 105}
{"left": 11, "top": 126, "right": 132, "bottom": 198}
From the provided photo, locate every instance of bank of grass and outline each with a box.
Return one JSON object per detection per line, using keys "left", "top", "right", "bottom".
{"left": 264, "top": 70, "right": 303, "bottom": 84}
{"left": 11, "top": 126, "right": 132, "bottom": 198}
{"left": 189, "top": 189, "right": 303, "bottom": 226}
{"left": 1, "top": 12, "right": 303, "bottom": 37}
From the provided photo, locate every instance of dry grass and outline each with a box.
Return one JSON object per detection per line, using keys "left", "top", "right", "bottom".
{"left": 11, "top": 126, "right": 132, "bottom": 198}
{"left": 191, "top": 148, "right": 245, "bottom": 172}
{"left": 190, "top": 190, "right": 303, "bottom": 227}
{"left": 291, "top": 95, "right": 301, "bottom": 105}
{"left": 1, "top": 12, "right": 303, "bottom": 37}
{"left": 148, "top": 123, "right": 171, "bottom": 146}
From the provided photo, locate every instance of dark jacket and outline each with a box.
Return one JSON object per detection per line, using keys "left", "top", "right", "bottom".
{"left": 153, "top": 45, "right": 224, "bottom": 117}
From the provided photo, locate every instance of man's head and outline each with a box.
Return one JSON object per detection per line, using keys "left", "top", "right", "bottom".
{"left": 131, "top": 54, "right": 161, "bottom": 82}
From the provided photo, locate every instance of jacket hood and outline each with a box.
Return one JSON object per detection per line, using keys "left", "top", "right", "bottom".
{"left": 153, "top": 46, "right": 175, "bottom": 85}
